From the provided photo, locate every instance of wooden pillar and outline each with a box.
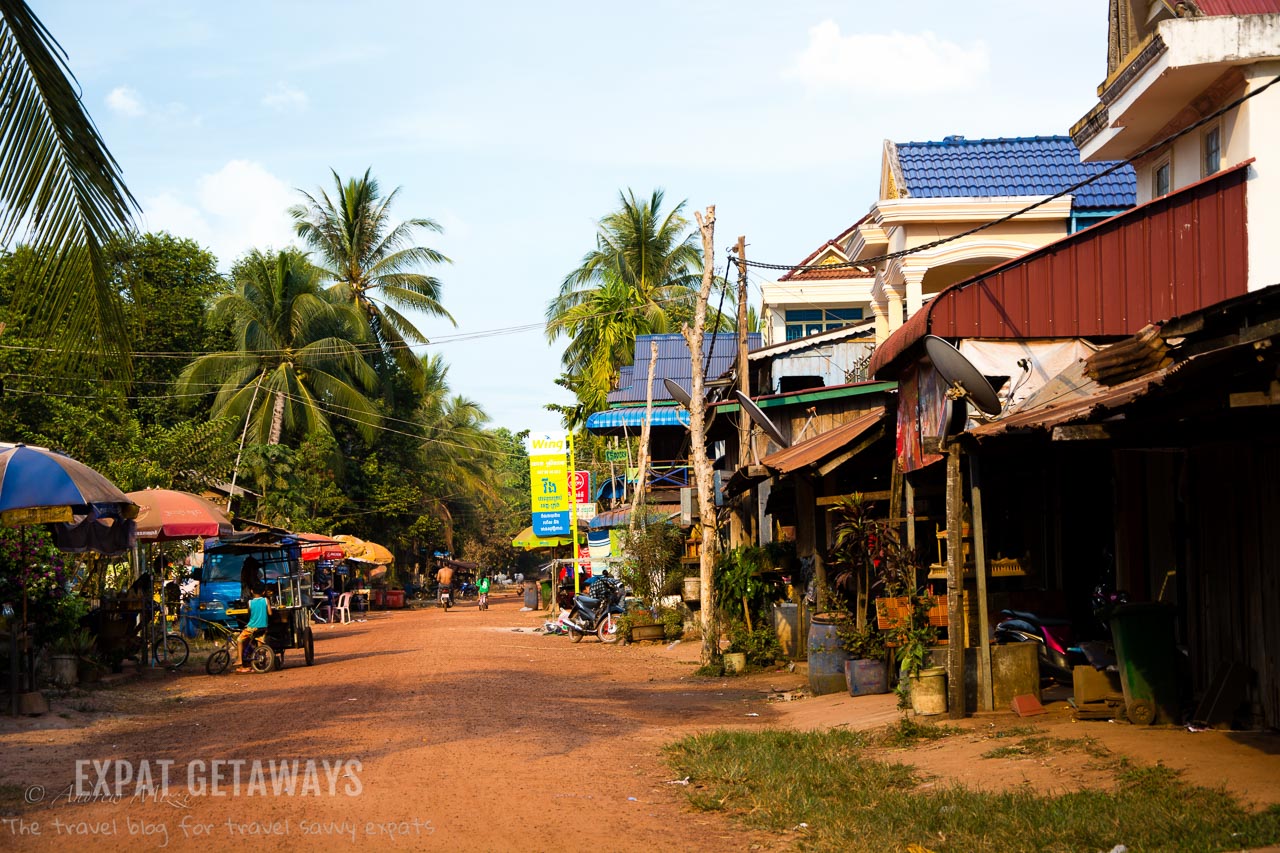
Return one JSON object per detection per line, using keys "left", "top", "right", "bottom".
{"left": 795, "top": 474, "right": 824, "bottom": 610}
{"left": 970, "top": 453, "right": 993, "bottom": 712}
{"left": 945, "top": 445, "right": 966, "bottom": 719}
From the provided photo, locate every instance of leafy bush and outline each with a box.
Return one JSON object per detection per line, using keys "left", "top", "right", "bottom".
{"left": 727, "top": 621, "right": 782, "bottom": 667}
{"left": 837, "top": 620, "right": 887, "bottom": 661}
{"left": 618, "top": 521, "right": 684, "bottom": 609}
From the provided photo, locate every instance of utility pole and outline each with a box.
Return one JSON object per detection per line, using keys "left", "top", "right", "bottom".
{"left": 731, "top": 235, "right": 751, "bottom": 547}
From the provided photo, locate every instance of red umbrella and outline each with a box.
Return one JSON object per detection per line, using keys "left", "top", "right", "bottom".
{"left": 125, "top": 489, "right": 234, "bottom": 541}
{"left": 296, "top": 532, "right": 344, "bottom": 562}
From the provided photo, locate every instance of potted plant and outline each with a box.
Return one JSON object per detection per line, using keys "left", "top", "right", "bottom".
{"left": 893, "top": 594, "right": 945, "bottom": 715}
{"left": 48, "top": 634, "right": 80, "bottom": 688}
{"left": 838, "top": 621, "right": 890, "bottom": 696}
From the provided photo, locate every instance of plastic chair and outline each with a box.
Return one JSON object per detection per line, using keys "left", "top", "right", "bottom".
{"left": 331, "top": 592, "right": 353, "bottom": 625}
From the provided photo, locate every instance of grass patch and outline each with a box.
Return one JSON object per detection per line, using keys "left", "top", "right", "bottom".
{"left": 878, "top": 716, "right": 956, "bottom": 748}
{"left": 982, "top": 735, "right": 1108, "bottom": 761}
{"left": 990, "top": 725, "right": 1041, "bottom": 739}
{"left": 666, "top": 728, "right": 1280, "bottom": 852}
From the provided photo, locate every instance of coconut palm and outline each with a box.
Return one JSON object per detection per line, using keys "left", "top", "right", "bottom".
{"left": 290, "top": 169, "right": 452, "bottom": 388}
{"left": 415, "top": 353, "right": 500, "bottom": 549}
{"left": 0, "top": 1, "right": 139, "bottom": 365}
{"left": 545, "top": 189, "right": 703, "bottom": 417}
{"left": 177, "top": 249, "right": 381, "bottom": 444}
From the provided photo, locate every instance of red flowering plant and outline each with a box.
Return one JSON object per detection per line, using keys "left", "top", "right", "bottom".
{"left": 0, "top": 526, "right": 85, "bottom": 646}
{"left": 827, "top": 494, "right": 920, "bottom": 626}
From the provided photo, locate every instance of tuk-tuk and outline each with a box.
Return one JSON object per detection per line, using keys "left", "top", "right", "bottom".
{"left": 194, "top": 532, "right": 306, "bottom": 629}
{"left": 197, "top": 531, "right": 316, "bottom": 668}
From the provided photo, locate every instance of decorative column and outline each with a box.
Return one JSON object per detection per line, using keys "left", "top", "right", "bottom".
{"left": 871, "top": 299, "right": 890, "bottom": 344}
{"left": 886, "top": 283, "right": 906, "bottom": 333}
{"left": 903, "top": 267, "right": 927, "bottom": 318}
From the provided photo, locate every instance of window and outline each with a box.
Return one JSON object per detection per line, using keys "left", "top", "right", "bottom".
{"left": 1203, "top": 125, "right": 1221, "bottom": 177}
{"left": 783, "top": 307, "right": 863, "bottom": 341}
{"left": 1153, "top": 159, "right": 1171, "bottom": 197}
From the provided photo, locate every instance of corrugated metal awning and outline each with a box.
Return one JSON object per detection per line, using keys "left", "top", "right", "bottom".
{"left": 761, "top": 407, "right": 886, "bottom": 474}
{"left": 589, "top": 504, "right": 681, "bottom": 530}
{"left": 585, "top": 406, "right": 689, "bottom": 432}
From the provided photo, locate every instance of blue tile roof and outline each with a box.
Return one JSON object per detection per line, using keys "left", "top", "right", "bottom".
{"left": 606, "top": 333, "right": 762, "bottom": 404}
{"left": 895, "top": 135, "right": 1136, "bottom": 210}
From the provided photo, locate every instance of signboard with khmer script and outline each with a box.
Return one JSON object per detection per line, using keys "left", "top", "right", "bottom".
{"left": 526, "top": 432, "right": 571, "bottom": 537}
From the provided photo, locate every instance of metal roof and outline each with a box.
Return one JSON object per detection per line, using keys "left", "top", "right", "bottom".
{"left": 760, "top": 408, "right": 887, "bottom": 475}
{"left": 607, "top": 332, "right": 762, "bottom": 404}
{"left": 585, "top": 405, "right": 690, "bottom": 432}
{"left": 749, "top": 321, "right": 875, "bottom": 360}
{"left": 589, "top": 504, "right": 680, "bottom": 530}
{"left": 1193, "top": 0, "right": 1280, "bottom": 13}
{"left": 895, "top": 135, "right": 1136, "bottom": 210}
{"left": 868, "top": 161, "right": 1251, "bottom": 379}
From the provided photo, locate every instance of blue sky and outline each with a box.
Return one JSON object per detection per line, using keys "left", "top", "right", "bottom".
{"left": 40, "top": 1, "right": 1111, "bottom": 432}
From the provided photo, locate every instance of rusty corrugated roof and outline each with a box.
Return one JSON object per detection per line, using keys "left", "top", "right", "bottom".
{"left": 1192, "top": 0, "right": 1280, "bottom": 14}
{"left": 868, "top": 161, "right": 1251, "bottom": 379}
{"left": 761, "top": 407, "right": 886, "bottom": 474}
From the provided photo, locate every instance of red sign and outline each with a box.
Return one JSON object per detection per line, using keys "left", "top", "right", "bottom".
{"left": 573, "top": 471, "right": 591, "bottom": 505}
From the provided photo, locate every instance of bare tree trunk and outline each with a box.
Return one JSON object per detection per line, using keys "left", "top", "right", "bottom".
{"left": 629, "top": 340, "right": 659, "bottom": 535}
{"left": 683, "top": 206, "right": 719, "bottom": 664}
{"left": 269, "top": 390, "right": 285, "bottom": 445}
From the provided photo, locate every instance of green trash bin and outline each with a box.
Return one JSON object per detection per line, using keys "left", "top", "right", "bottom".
{"left": 1109, "top": 603, "right": 1180, "bottom": 725}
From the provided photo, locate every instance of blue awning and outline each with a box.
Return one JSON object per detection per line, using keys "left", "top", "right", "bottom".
{"left": 585, "top": 406, "right": 689, "bottom": 433}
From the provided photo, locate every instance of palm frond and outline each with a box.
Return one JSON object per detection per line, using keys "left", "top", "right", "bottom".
{"left": 0, "top": 1, "right": 140, "bottom": 368}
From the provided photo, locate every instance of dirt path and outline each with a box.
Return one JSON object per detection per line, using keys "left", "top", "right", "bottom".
{"left": 0, "top": 593, "right": 801, "bottom": 852}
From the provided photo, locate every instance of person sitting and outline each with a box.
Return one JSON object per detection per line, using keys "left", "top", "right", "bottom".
{"left": 588, "top": 569, "right": 616, "bottom": 600}
{"left": 436, "top": 565, "right": 454, "bottom": 601}
{"left": 240, "top": 555, "right": 262, "bottom": 603}
{"left": 235, "top": 587, "right": 271, "bottom": 673}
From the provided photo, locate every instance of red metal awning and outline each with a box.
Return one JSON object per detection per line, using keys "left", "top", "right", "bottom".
{"left": 869, "top": 162, "right": 1251, "bottom": 379}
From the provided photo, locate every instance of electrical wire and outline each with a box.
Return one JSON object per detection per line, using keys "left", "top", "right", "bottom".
{"left": 736, "top": 72, "right": 1280, "bottom": 274}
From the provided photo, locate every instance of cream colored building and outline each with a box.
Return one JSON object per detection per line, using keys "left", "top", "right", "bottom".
{"left": 1071, "top": 0, "right": 1280, "bottom": 291}
{"left": 759, "top": 220, "right": 874, "bottom": 346}
{"left": 845, "top": 135, "right": 1135, "bottom": 343}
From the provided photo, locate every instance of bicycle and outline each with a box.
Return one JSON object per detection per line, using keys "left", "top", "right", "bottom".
{"left": 203, "top": 620, "right": 276, "bottom": 675}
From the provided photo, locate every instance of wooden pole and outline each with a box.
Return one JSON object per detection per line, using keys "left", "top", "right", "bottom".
{"left": 729, "top": 236, "right": 751, "bottom": 548}
{"left": 629, "top": 340, "right": 659, "bottom": 535}
{"left": 945, "top": 444, "right": 966, "bottom": 719}
{"left": 684, "top": 206, "right": 720, "bottom": 663}
{"left": 970, "top": 453, "right": 993, "bottom": 712}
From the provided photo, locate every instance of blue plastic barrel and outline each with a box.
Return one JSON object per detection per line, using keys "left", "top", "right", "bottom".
{"left": 808, "top": 614, "right": 850, "bottom": 695}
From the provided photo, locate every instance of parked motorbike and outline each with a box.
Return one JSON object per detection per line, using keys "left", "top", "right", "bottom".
{"left": 994, "top": 609, "right": 1084, "bottom": 685}
{"left": 564, "top": 579, "right": 625, "bottom": 644}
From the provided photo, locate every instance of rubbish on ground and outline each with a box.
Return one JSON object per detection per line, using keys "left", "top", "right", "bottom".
{"left": 666, "top": 777, "right": 690, "bottom": 785}
{"left": 745, "top": 712, "right": 760, "bottom": 717}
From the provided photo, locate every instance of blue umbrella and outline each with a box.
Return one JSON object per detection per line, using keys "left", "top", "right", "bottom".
{"left": 0, "top": 443, "right": 136, "bottom": 527}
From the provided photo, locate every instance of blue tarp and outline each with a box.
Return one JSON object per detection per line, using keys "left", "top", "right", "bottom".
{"left": 585, "top": 406, "right": 689, "bottom": 432}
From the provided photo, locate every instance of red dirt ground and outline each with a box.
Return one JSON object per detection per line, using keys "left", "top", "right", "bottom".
{"left": 1, "top": 591, "right": 1277, "bottom": 852}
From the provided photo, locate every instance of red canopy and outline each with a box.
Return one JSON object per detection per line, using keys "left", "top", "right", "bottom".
{"left": 296, "top": 532, "right": 344, "bottom": 562}
{"left": 126, "top": 489, "right": 234, "bottom": 541}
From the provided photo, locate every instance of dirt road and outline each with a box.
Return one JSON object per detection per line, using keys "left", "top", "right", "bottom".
{"left": 0, "top": 593, "right": 798, "bottom": 852}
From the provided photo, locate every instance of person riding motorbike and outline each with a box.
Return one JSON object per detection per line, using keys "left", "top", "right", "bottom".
{"left": 436, "top": 565, "right": 454, "bottom": 606}
{"left": 477, "top": 574, "right": 490, "bottom": 610}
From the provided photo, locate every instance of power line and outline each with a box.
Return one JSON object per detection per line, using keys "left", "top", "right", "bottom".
{"left": 736, "top": 73, "right": 1280, "bottom": 275}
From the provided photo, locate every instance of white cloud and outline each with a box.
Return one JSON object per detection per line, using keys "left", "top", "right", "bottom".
{"left": 106, "top": 86, "right": 145, "bottom": 117}
{"left": 786, "top": 21, "right": 989, "bottom": 96}
{"left": 141, "top": 160, "right": 299, "bottom": 267}
{"left": 261, "top": 83, "right": 309, "bottom": 112}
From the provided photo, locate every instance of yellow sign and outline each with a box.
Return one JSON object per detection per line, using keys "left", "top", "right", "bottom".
{"left": 526, "top": 432, "right": 571, "bottom": 537}
{"left": 2, "top": 506, "right": 73, "bottom": 527}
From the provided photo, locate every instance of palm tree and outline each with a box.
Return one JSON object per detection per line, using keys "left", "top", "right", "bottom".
{"left": 415, "top": 353, "right": 500, "bottom": 550}
{"left": 177, "top": 249, "right": 382, "bottom": 444}
{"left": 290, "top": 169, "right": 453, "bottom": 388}
{"left": 545, "top": 189, "right": 703, "bottom": 417}
{"left": 0, "top": 1, "right": 139, "bottom": 366}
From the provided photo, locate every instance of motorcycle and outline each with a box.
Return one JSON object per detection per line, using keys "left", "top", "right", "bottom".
{"left": 994, "top": 609, "right": 1084, "bottom": 684}
{"left": 438, "top": 584, "right": 453, "bottom": 611}
{"left": 563, "top": 579, "right": 625, "bottom": 644}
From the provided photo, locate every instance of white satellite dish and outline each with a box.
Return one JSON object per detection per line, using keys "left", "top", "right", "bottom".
{"left": 663, "top": 378, "right": 693, "bottom": 407}
{"left": 733, "top": 390, "right": 789, "bottom": 448}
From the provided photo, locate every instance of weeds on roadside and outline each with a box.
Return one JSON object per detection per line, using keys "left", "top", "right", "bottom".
{"left": 666, "top": 728, "right": 1280, "bottom": 852}
{"left": 878, "top": 716, "right": 956, "bottom": 748}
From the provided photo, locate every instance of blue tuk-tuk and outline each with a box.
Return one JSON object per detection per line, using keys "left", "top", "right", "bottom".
{"left": 194, "top": 532, "right": 305, "bottom": 629}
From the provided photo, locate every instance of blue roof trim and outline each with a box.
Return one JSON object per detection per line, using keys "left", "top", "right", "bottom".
{"left": 585, "top": 406, "right": 690, "bottom": 431}
{"left": 895, "top": 135, "right": 1136, "bottom": 211}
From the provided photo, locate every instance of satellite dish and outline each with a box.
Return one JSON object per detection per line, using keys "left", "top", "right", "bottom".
{"left": 733, "top": 390, "right": 789, "bottom": 449}
{"left": 923, "top": 335, "right": 1002, "bottom": 416}
{"left": 663, "top": 378, "right": 693, "bottom": 408}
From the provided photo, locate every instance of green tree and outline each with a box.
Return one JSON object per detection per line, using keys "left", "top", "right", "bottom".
{"left": 545, "top": 189, "right": 703, "bottom": 422}
{"left": 0, "top": 1, "right": 139, "bottom": 368}
{"left": 290, "top": 169, "right": 453, "bottom": 389}
{"left": 176, "top": 248, "right": 382, "bottom": 445}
